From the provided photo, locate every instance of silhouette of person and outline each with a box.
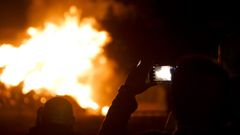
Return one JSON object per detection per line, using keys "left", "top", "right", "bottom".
{"left": 99, "top": 56, "right": 229, "bottom": 135}
{"left": 221, "top": 35, "right": 240, "bottom": 135}
{"left": 171, "top": 56, "right": 229, "bottom": 135}
{"left": 99, "top": 60, "right": 161, "bottom": 135}
{"left": 27, "top": 96, "right": 76, "bottom": 135}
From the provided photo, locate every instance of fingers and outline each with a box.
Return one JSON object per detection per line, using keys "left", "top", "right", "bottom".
{"left": 137, "top": 60, "right": 153, "bottom": 77}
{"left": 136, "top": 60, "right": 142, "bottom": 67}
{"left": 127, "top": 60, "right": 152, "bottom": 78}
{"left": 135, "top": 60, "right": 157, "bottom": 88}
{"left": 124, "top": 59, "right": 156, "bottom": 95}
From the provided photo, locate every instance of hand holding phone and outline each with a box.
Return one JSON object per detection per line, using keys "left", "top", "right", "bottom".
{"left": 124, "top": 60, "right": 156, "bottom": 95}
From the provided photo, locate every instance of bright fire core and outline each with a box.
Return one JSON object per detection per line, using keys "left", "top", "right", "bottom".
{"left": 0, "top": 6, "right": 111, "bottom": 113}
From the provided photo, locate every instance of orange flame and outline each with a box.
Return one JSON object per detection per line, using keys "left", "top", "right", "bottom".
{"left": 0, "top": 6, "right": 111, "bottom": 111}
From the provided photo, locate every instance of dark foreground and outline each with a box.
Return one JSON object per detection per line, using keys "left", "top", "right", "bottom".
{"left": 0, "top": 110, "right": 167, "bottom": 135}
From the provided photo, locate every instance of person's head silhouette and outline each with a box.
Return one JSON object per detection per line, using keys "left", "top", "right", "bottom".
{"left": 171, "top": 56, "right": 228, "bottom": 134}
{"left": 27, "top": 97, "right": 76, "bottom": 135}
{"left": 40, "top": 97, "right": 75, "bottom": 127}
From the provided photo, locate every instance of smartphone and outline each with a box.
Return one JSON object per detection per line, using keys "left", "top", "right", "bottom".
{"left": 150, "top": 65, "right": 174, "bottom": 82}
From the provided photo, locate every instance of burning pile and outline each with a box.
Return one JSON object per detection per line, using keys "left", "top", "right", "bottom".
{"left": 0, "top": 6, "right": 112, "bottom": 115}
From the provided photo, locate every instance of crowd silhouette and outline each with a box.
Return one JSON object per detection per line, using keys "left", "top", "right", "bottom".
{"left": 25, "top": 53, "right": 240, "bottom": 135}
{"left": 98, "top": 56, "right": 232, "bottom": 135}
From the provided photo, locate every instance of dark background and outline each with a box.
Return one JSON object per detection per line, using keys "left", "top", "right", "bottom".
{"left": 103, "top": 0, "right": 240, "bottom": 68}
{"left": 0, "top": 0, "right": 239, "bottom": 68}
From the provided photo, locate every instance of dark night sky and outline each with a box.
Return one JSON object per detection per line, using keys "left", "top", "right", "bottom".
{"left": 0, "top": 0, "right": 239, "bottom": 68}
{"left": 103, "top": 0, "right": 240, "bottom": 67}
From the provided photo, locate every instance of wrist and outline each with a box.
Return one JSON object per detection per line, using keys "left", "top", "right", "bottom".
{"left": 111, "top": 85, "right": 138, "bottom": 113}
{"left": 118, "top": 85, "right": 136, "bottom": 96}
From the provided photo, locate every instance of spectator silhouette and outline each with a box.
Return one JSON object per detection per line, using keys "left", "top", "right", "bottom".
{"left": 99, "top": 56, "right": 229, "bottom": 135}
{"left": 171, "top": 56, "right": 229, "bottom": 135}
{"left": 221, "top": 35, "right": 240, "bottom": 135}
{"left": 27, "top": 96, "right": 76, "bottom": 135}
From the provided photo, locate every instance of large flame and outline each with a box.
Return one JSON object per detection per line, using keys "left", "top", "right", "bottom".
{"left": 0, "top": 6, "right": 111, "bottom": 111}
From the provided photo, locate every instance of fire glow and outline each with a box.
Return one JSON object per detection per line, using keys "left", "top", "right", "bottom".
{"left": 0, "top": 6, "right": 111, "bottom": 113}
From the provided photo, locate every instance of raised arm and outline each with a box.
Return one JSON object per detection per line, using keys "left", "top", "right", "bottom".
{"left": 98, "top": 60, "right": 155, "bottom": 135}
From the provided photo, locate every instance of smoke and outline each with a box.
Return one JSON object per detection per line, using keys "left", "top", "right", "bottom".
{"left": 27, "top": 0, "right": 136, "bottom": 26}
